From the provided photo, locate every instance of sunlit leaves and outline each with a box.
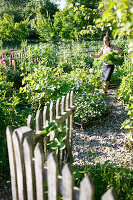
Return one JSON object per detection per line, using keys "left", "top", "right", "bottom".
{"left": 0, "top": 14, "right": 28, "bottom": 42}
{"left": 97, "top": 0, "right": 133, "bottom": 62}
{"left": 41, "top": 121, "right": 67, "bottom": 153}
{"left": 53, "top": 4, "right": 99, "bottom": 40}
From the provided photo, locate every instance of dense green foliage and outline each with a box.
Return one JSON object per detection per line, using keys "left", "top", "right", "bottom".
{"left": 0, "top": 0, "right": 132, "bottom": 43}
{"left": 97, "top": 0, "right": 133, "bottom": 62}
{"left": 0, "top": 0, "right": 59, "bottom": 41}
{"left": 72, "top": 162, "right": 133, "bottom": 200}
{"left": 0, "top": 0, "right": 107, "bottom": 42}
{"left": 117, "top": 69, "right": 133, "bottom": 147}
{"left": 52, "top": 4, "right": 99, "bottom": 41}
{"left": 0, "top": 14, "right": 29, "bottom": 42}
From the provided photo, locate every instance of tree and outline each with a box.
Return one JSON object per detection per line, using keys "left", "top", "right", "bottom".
{"left": 53, "top": 3, "right": 99, "bottom": 40}
{"left": 66, "top": 0, "right": 100, "bottom": 9}
{"left": 0, "top": 0, "right": 24, "bottom": 22}
{"left": 32, "top": 12, "right": 54, "bottom": 41}
{"left": 23, "top": 0, "right": 58, "bottom": 21}
{"left": 0, "top": 14, "right": 29, "bottom": 42}
{"left": 23, "top": 0, "right": 59, "bottom": 39}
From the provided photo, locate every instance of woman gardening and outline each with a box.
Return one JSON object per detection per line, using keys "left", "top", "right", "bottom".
{"left": 90, "top": 35, "right": 123, "bottom": 94}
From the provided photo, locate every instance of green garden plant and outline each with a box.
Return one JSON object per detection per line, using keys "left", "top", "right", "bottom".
{"left": 41, "top": 121, "right": 67, "bottom": 155}
{"left": 72, "top": 161, "right": 133, "bottom": 200}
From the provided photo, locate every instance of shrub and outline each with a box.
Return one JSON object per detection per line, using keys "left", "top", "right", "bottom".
{"left": 72, "top": 162, "right": 133, "bottom": 200}
{"left": 0, "top": 14, "right": 29, "bottom": 42}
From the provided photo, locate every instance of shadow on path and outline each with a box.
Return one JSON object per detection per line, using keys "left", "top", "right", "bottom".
{"left": 73, "top": 89, "right": 133, "bottom": 168}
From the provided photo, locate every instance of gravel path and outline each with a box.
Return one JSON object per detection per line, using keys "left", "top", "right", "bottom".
{"left": 72, "top": 89, "right": 133, "bottom": 168}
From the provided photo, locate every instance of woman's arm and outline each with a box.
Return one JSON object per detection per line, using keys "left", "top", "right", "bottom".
{"left": 113, "top": 45, "right": 123, "bottom": 55}
{"left": 90, "top": 50, "right": 103, "bottom": 58}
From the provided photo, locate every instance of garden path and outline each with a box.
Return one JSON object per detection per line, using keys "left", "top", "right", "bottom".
{"left": 73, "top": 88, "right": 133, "bottom": 168}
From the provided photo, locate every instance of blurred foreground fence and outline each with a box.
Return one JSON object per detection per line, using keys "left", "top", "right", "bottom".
{"left": 6, "top": 91, "right": 116, "bottom": 200}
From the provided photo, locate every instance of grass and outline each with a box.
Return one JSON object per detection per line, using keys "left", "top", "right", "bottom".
{"left": 72, "top": 161, "right": 133, "bottom": 200}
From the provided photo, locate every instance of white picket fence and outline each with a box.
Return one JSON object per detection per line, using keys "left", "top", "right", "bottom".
{"left": 26, "top": 91, "right": 75, "bottom": 165}
{"left": 6, "top": 91, "right": 116, "bottom": 200}
{"left": 6, "top": 126, "right": 116, "bottom": 200}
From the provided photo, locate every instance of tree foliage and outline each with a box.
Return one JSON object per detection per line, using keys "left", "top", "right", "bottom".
{"left": 0, "top": 0, "right": 24, "bottom": 22}
{"left": 53, "top": 3, "right": 99, "bottom": 40}
{"left": 23, "top": 0, "right": 58, "bottom": 21}
{"left": 23, "top": 0, "right": 59, "bottom": 39}
{"left": 96, "top": 0, "right": 133, "bottom": 62}
{"left": 32, "top": 12, "right": 54, "bottom": 41}
{"left": 0, "top": 14, "right": 29, "bottom": 42}
{"left": 66, "top": 0, "right": 100, "bottom": 9}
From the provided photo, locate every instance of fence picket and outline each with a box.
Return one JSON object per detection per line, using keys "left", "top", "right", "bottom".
{"left": 56, "top": 98, "right": 61, "bottom": 118}
{"left": 66, "top": 93, "right": 70, "bottom": 138}
{"left": 36, "top": 110, "right": 42, "bottom": 133}
{"left": 43, "top": 106, "right": 49, "bottom": 128}
{"left": 79, "top": 175, "right": 94, "bottom": 200}
{"left": 101, "top": 187, "right": 116, "bottom": 200}
{"left": 34, "top": 143, "right": 45, "bottom": 200}
{"left": 61, "top": 96, "right": 66, "bottom": 115}
{"left": 62, "top": 163, "right": 74, "bottom": 200}
{"left": 13, "top": 127, "right": 33, "bottom": 200}
{"left": 50, "top": 101, "right": 55, "bottom": 140}
{"left": 66, "top": 93, "right": 70, "bottom": 110}
{"left": 50, "top": 101, "right": 54, "bottom": 123}
{"left": 70, "top": 91, "right": 74, "bottom": 146}
{"left": 23, "top": 137, "right": 35, "bottom": 200}
{"left": 12, "top": 130, "right": 26, "bottom": 200}
{"left": 6, "top": 126, "right": 18, "bottom": 200}
{"left": 70, "top": 91, "right": 74, "bottom": 107}
{"left": 48, "top": 153, "right": 58, "bottom": 200}
{"left": 27, "top": 114, "right": 34, "bottom": 130}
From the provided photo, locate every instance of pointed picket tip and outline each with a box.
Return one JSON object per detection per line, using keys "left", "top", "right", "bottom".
{"left": 50, "top": 101, "right": 54, "bottom": 108}
{"left": 56, "top": 98, "right": 60, "bottom": 118}
{"left": 36, "top": 110, "right": 42, "bottom": 132}
{"left": 70, "top": 91, "right": 74, "bottom": 107}
{"left": 6, "top": 126, "right": 13, "bottom": 137}
{"left": 79, "top": 175, "right": 94, "bottom": 200}
{"left": 34, "top": 143, "right": 44, "bottom": 157}
{"left": 13, "top": 126, "right": 33, "bottom": 143}
{"left": 62, "top": 163, "right": 73, "bottom": 178}
{"left": 43, "top": 106, "right": 48, "bottom": 128}
{"left": 48, "top": 152, "right": 57, "bottom": 166}
{"left": 101, "top": 187, "right": 117, "bottom": 200}
{"left": 27, "top": 114, "right": 34, "bottom": 130}
{"left": 62, "top": 163, "right": 74, "bottom": 200}
{"left": 66, "top": 93, "right": 70, "bottom": 110}
{"left": 61, "top": 96, "right": 66, "bottom": 114}
{"left": 50, "top": 101, "right": 54, "bottom": 122}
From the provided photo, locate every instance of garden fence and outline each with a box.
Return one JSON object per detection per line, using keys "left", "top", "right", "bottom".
{"left": 6, "top": 91, "right": 116, "bottom": 200}
{"left": 6, "top": 126, "right": 116, "bottom": 200}
{"left": 26, "top": 91, "right": 75, "bottom": 165}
